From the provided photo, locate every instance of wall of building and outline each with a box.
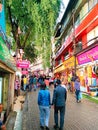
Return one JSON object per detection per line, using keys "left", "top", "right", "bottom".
{"left": 53, "top": 0, "right": 98, "bottom": 93}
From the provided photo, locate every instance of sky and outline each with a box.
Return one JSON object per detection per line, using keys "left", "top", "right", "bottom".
{"left": 57, "top": 0, "right": 70, "bottom": 22}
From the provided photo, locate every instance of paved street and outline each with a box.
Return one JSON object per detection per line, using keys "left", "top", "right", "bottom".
{"left": 22, "top": 87, "right": 98, "bottom": 130}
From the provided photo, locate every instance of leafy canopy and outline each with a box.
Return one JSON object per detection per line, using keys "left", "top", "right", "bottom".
{"left": 6, "top": 0, "right": 61, "bottom": 67}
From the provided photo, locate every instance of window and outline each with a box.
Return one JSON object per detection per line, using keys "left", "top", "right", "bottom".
{"left": 75, "top": 15, "right": 80, "bottom": 28}
{"left": 87, "top": 26, "right": 98, "bottom": 46}
{"left": 88, "top": 0, "right": 98, "bottom": 10}
{"left": 80, "top": 3, "right": 88, "bottom": 21}
{"left": 64, "top": 51, "right": 69, "bottom": 60}
{"left": 95, "top": 26, "right": 98, "bottom": 37}
{"left": 89, "top": 0, "right": 94, "bottom": 10}
{"left": 58, "top": 59, "right": 62, "bottom": 64}
{"left": 76, "top": 41, "right": 82, "bottom": 53}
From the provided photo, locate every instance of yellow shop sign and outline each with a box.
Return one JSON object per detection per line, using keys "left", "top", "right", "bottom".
{"left": 54, "top": 65, "right": 65, "bottom": 74}
{"left": 63, "top": 56, "right": 78, "bottom": 68}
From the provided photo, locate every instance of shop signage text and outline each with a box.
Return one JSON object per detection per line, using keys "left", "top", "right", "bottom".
{"left": 17, "top": 60, "right": 30, "bottom": 68}
{"left": 54, "top": 65, "right": 65, "bottom": 74}
{"left": 77, "top": 46, "right": 98, "bottom": 65}
{"left": 63, "top": 56, "right": 77, "bottom": 68}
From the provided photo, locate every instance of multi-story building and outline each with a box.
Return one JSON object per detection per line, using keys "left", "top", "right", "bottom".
{"left": 53, "top": 0, "right": 98, "bottom": 94}
{"left": 29, "top": 56, "right": 44, "bottom": 75}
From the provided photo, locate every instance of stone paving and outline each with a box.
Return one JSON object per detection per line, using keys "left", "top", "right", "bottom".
{"left": 22, "top": 87, "right": 98, "bottom": 130}
{"left": 6, "top": 91, "right": 26, "bottom": 130}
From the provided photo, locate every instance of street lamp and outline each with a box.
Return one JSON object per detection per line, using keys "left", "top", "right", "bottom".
{"left": 72, "top": 9, "right": 76, "bottom": 75}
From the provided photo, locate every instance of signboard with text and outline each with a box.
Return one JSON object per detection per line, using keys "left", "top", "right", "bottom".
{"left": 17, "top": 60, "right": 30, "bottom": 68}
{"left": 77, "top": 46, "right": 98, "bottom": 65}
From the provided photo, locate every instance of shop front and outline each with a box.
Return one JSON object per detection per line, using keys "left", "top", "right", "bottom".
{"left": 54, "top": 56, "right": 78, "bottom": 83}
{"left": 0, "top": 36, "right": 16, "bottom": 121}
{"left": 54, "top": 64, "right": 65, "bottom": 79}
{"left": 77, "top": 45, "right": 98, "bottom": 95}
{"left": 62, "top": 56, "right": 78, "bottom": 91}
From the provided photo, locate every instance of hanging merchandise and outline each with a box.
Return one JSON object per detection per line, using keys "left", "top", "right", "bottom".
{"left": 92, "top": 78, "right": 97, "bottom": 87}
{"left": 87, "top": 66, "right": 92, "bottom": 78}
{"left": 93, "top": 65, "right": 98, "bottom": 76}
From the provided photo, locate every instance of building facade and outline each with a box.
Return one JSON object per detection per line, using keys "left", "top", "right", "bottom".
{"left": 0, "top": 35, "right": 16, "bottom": 122}
{"left": 53, "top": 0, "right": 98, "bottom": 94}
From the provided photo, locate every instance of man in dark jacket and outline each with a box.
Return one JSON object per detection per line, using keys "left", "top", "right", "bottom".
{"left": 52, "top": 79, "right": 67, "bottom": 130}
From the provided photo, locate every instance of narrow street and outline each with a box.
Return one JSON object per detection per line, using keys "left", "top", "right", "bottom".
{"left": 20, "top": 86, "right": 98, "bottom": 130}
{"left": 0, "top": 1, "right": 98, "bottom": 130}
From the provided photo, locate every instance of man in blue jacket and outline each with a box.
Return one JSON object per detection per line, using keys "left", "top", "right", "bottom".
{"left": 52, "top": 79, "right": 67, "bottom": 130}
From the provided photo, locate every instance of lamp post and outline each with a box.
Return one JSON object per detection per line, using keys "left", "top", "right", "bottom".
{"left": 72, "top": 9, "right": 76, "bottom": 75}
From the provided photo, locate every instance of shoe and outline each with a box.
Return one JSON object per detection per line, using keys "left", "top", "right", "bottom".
{"left": 59, "top": 128, "right": 63, "bottom": 130}
{"left": 46, "top": 126, "right": 50, "bottom": 130}
{"left": 77, "top": 100, "right": 79, "bottom": 103}
{"left": 77, "top": 100, "right": 81, "bottom": 103}
{"left": 54, "top": 125, "right": 59, "bottom": 129}
{"left": 40, "top": 126, "right": 44, "bottom": 129}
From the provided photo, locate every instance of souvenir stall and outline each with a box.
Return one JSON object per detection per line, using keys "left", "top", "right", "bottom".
{"left": 77, "top": 45, "right": 98, "bottom": 96}
{"left": 54, "top": 63, "right": 65, "bottom": 79}
{"left": 63, "top": 56, "right": 78, "bottom": 91}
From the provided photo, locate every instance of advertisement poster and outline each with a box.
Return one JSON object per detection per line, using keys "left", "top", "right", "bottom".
{"left": 77, "top": 46, "right": 98, "bottom": 65}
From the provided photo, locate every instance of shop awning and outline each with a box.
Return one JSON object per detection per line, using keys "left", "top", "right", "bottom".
{"left": 0, "top": 36, "right": 16, "bottom": 72}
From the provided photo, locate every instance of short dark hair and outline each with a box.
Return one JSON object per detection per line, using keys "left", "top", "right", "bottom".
{"left": 56, "top": 79, "right": 61, "bottom": 85}
{"left": 40, "top": 83, "right": 46, "bottom": 89}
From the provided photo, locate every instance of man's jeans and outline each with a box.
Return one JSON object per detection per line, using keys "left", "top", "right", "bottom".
{"left": 34, "top": 84, "right": 37, "bottom": 91}
{"left": 39, "top": 105, "right": 50, "bottom": 127}
{"left": 54, "top": 106, "right": 65, "bottom": 129}
{"left": 29, "top": 84, "right": 32, "bottom": 91}
{"left": 24, "top": 84, "right": 26, "bottom": 91}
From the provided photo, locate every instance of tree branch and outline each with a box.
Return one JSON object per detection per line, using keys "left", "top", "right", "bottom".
{"left": 22, "top": 28, "right": 31, "bottom": 48}
{"left": 7, "top": 5, "right": 21, "bottom": 48}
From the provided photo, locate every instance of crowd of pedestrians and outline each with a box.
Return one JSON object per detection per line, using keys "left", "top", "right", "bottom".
{"left": 14, "top": 73, "right": 54, "bottom": 96}
{"left": 14, "top": 72, "right": 82, "bottom": 130}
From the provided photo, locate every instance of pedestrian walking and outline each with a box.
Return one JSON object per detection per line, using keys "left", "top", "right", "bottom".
{"left": 29, "top": 74, "right": 34, "bottom": 91}
{"left": 38, "top": 75, "right": 44, "bottom": 86}
{"left": 21, "top": 76, "right": 24, "bottom": 90}
{"left": 33, "top": 75, "right": 37, "bottom": 91}
{"left": 52, "top": 79, "right": 67, "bottom": 130}
{"left": 23, "top": 75, "right": 27, "bottom": 91}
{"left": 74, "top": 76, "right": 81, "bottom": 103}
{"left": 61, "top": 81, "right": 67, "bottom": 91}
{"left": 14, "top": 76, "right": 20, "bottom": 97}
{"left": 71, "top": 73, "right": 78, "bottom": 92}
{"left": 37, "top": 83, "right": 51, "bottom": 130}
{"left": 44, "top": 76, "right": 49, "bottom": 89}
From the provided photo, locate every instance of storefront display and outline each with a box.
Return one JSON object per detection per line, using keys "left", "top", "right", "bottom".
{"left": 77, "top": 45, "right": 98, "bottom": 93}
{"left": 54, "top": 64, "right": 66, "bottom": 79}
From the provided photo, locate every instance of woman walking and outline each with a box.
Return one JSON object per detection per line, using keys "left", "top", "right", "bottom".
{"left": 74, "top": 77, "right": 81, "bottom": 103}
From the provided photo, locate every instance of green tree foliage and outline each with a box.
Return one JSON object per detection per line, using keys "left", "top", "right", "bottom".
{"left": 6, "top": 0, "right": 61, "bottom": 68}
{"left": 24, "top": 43, "right": 37, "bottom": 63}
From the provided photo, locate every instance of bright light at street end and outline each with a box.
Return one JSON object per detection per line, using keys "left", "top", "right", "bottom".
{"left": 57, "top": 0, "right": 70, "bottom": 22}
